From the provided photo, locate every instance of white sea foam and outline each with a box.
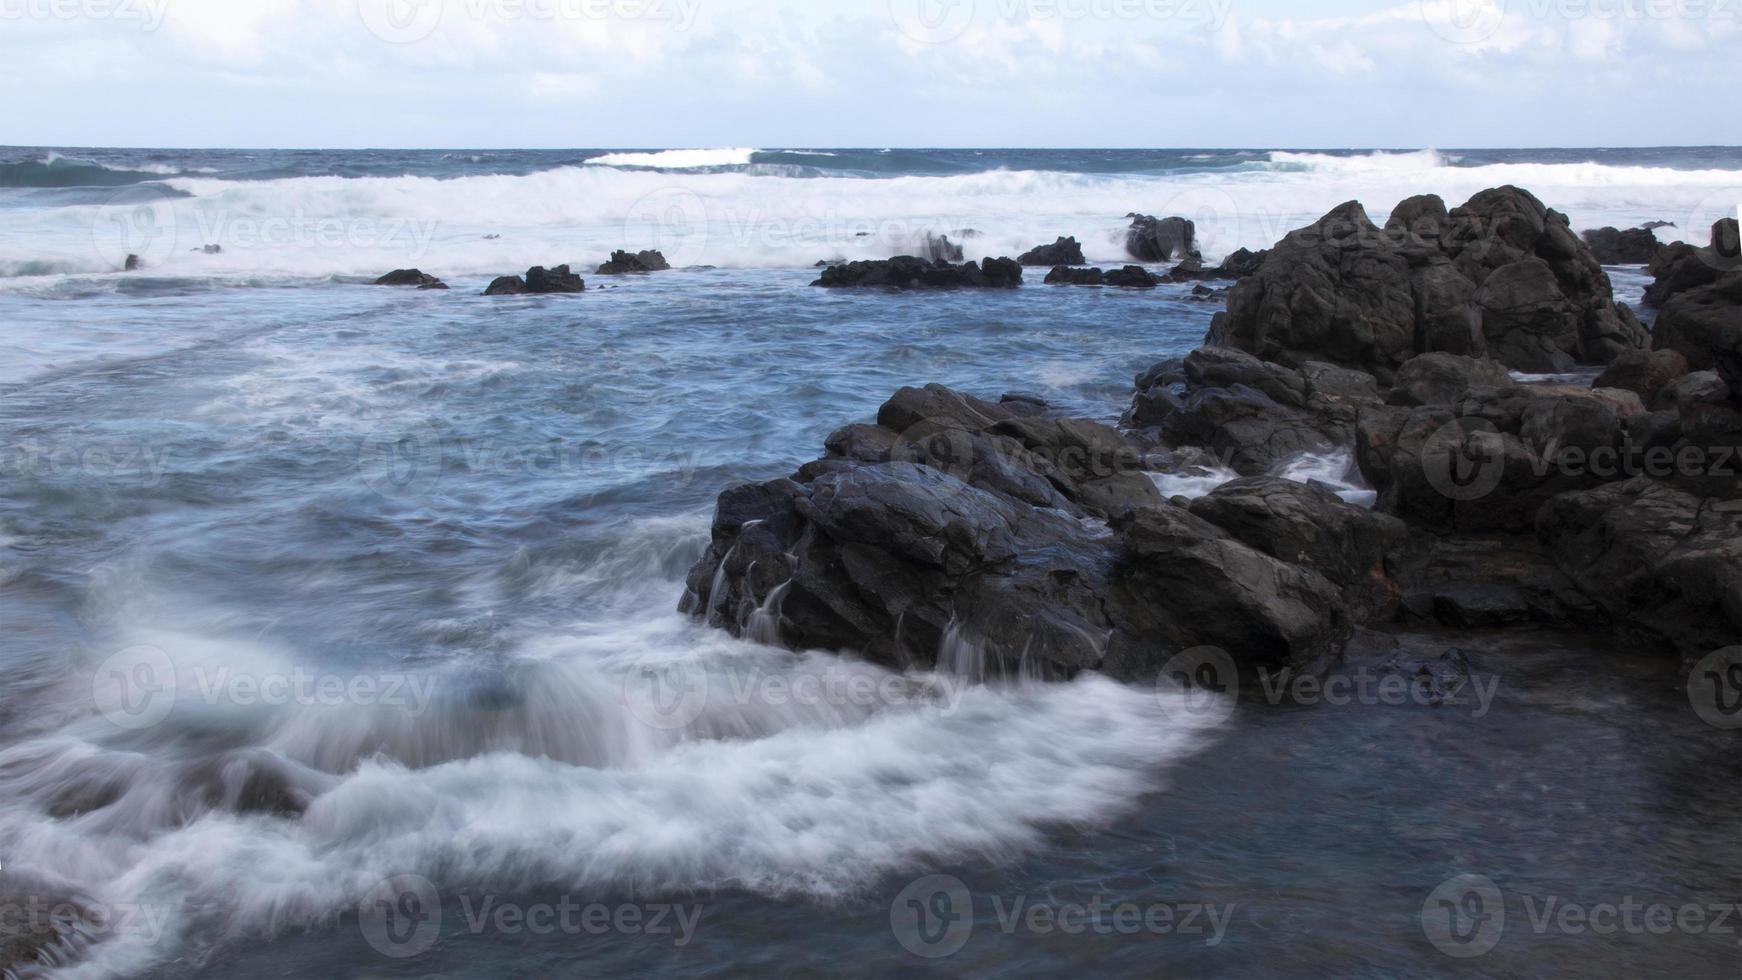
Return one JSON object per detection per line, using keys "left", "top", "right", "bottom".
{"left": 1, "top": 154, "right": 1738, "bottom": 285}
{"left": 585, "top": 148, "right": 760, "bottom": 169}
{"left": 0, "top": 543, "right": 1225, "bottom": 978}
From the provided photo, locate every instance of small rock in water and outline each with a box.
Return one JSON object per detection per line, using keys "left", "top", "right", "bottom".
{"left": 483, "top": 264, "right": 586, "bottom": 296}
{"left": 373, "top": 268, "right": 448, "bottom": 289}
{"left": 812, "top": 255, "right": 1021, "bottom": 289}
{"left": 1043, "top": 265, "right": 1161, "bottom": 288}
{"left": 123, "top": 253, "right": 142, "bottom": 271}
{"left": 1125, "top": 213, "right": 1197, "bottom": 262}
{"left": 596, "top": 249, "right": 671, "bottom": 274}
{"left": 1017, "top": 236, "right": 1085, "bottom": 266}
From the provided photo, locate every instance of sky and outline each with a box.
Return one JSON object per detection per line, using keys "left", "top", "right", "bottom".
{"left": 0, "top": 0, "right": 1735, "bottom": 148}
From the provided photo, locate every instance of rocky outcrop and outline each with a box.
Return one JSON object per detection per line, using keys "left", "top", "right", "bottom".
{"left": 1593, "top": 349, "right": 1690, "bottom": 408}
{"left": 1127, "top": 347, "right": 1382, "bottom": 474}
{"left": 1538, "top": 477, "right": 1741, "bottom": 657}
{"left": 1163, "top": 249, "right": 1270, "bottom": 283}
{"left": 1043, "top": 265, "right": 1162, "bottom": 288}
{"left": 1017, "top": 237, "right": 1085, "bottom": 266}
{"left": 1652, "top": 271, "right": 1741, "bottom": 398}
{"left": 482, "top": 264, "right": 586, "bottom": 295}
{"left": 813, "top": 256, "right": 1022, "bottom": 289}
{"left": 1206, "top": 187, "right": 1647, "bottom": 380}
{"left": 596, "top": 249, "right": 670, "bottom": 274}
{"left": 1354, "top": 383, "right": 1636, "bottom": 533}
{"left": 1126, "top": 214, "right": 1197, "bottom": 262}
{"left": 1581, "top": 226, "right": 1661, "bottom": 265}
{"left": 1644, "top": 218, "right": 1740, "bottom": 306}
{"left": 374, "top": 268, "right": 448, "bottom": 289}
{"left": 681, "top": 384, "right": 1396, "bottom": 678}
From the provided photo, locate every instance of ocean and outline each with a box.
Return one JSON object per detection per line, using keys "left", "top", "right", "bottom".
{"left": 0, "top": 145, "right": 1738, "bottom": 978}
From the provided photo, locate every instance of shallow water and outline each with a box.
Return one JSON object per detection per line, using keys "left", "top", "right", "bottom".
{"left": 1, "top": 147, "right": 1739, "bottom": 978}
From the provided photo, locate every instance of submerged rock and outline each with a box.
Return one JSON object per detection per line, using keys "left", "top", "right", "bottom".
{"left": 482, "top": 264, "right": 586, "bottom": 296}
{"left": 813, "top": 256, "right": 1022, "bottom": 289}
{"left": 1018, "top": 237, "right": 1086, "bottom": 266}
{"left": 595, "top": 249, "right": 670, "bottom": 274}
{"left": 373, "top": 268, "right": 448, "bottom": 289}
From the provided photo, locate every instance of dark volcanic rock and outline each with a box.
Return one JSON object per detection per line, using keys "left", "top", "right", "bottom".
{"left": 1187, "top": 475, "right": 1406, "bottom": 617}
{"left": 1206, "top": 187, "right": 1647, "bottom": 380}
{"left": 1652, "top": 271, "right": 1741, "bottom": 399}
{"left": 813, "top": 256, "right": 1022, "bottom": 289}
{"left": 1593, "top": 348, "right": 1691, "bottom": 408}
{"left": 683, "top": 385, "right": 1359, "bottom": 678}
{"left": 1044, "top": 265, "right": 1162, "bottom": 288}
{"left": 1538, "top": 476, "right": 1741, "bottom": 657}
{"left": 374, "top": 268, "right": 448, "bottom": 289}
{"left": 1017, "top": 237, "right": 1085, "bottom": 266}
{"left": 483, "top": 264, "right": 586, "bottom": 296}
{"left": 595, "top": 249, "right": 670, "bottom": 274}
{"left": 1354, "top": 383, "right": 1635, "bottom": 532}
{"left": 1127, "top": 347, "right": 1383, "bottom": 474}
{"left": 1581, "top": 226, "right": 1662, "bottom": 265}
{"left": 1644, "top": 218, "right": 1741, "bottom": 306}
{"left": 1386, "top": 352, "right": 1515, "bottom": 408}
{"left": 1126, "top": 214, "right": 1197, "bottom": 262}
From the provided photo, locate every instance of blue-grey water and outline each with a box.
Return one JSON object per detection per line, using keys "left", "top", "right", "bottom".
{"left": 0, "top": 146, "right": 1738, "bottom": 979}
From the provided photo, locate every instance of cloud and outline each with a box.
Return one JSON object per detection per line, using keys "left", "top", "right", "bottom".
{"left": 0, "top": 0, "right": 1734, "bottom": 146}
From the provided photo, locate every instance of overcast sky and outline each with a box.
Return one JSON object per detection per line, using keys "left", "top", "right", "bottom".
{"left": 2, "top": 0, "right": 1735, "bottom": 148}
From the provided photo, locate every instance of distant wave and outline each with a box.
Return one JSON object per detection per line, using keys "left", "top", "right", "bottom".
{"left": 1263, "top": 149, "right": 1453, "bottom": 174}
{"left": 0, "top": 152, "right": 213, "bottom": 189}
{"left": 585, "top": 147, "right": 760, "bottom": 169}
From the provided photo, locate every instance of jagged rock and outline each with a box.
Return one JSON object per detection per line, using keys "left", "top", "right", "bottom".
{"left": 1043, "top": 265, "right": 1161, "bottom": 288}
{"left": 1652, "top": 271, "right": 1741, "bottom": 400}
{"left": 1538, "top": 477, "right": 1742, "bottom": 657}
{"left": 1207, "top": 187, "right": 1647, "bottom": 380}
{"left": 1017, "top": 237, "right": 1085, "bottom": 266}
{"left": 1355, "top": 384, "right": 1631, "bottom": 532}
{"left": 1186, "top": 476, "right": 1406, "bottom": 617}
{"left": 595, "top": 249, "right": 670, "bottom": 274}
{"left": 1126, "top": 214, "right": 1197, "bottom": 262}
{"left": 1582, "top": 226, "right": 1662, "bottom": 265}
{"left": 683, "top": 386, "right": 1356, "bottom": 678}
{"left": 1644, "top": 218, "right": 1740, "bottom": 306}
{"left": 1127, "top": 348, "right": 1382, "bottom": 474}
{"left": 1387, "top": 352, "right": 1515, "bottom": 407}
{"left": 374, "top": 268, "right": 448, "bottom": 289}
{"left": 1593, "top": 349, "right": 1691, "bottom": 408}
{"left": 813, "top": 256, "right": 1022, "bottom": 289}
{"left": 123, "top": 254, "right": 141, "bottom": 271}
{"left": 482, "top": 264, "right": 586, "bottom": 296}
